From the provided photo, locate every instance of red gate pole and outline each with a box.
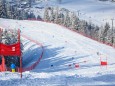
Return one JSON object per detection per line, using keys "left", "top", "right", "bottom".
{"left": 1, "top": 55, "right": 5, "bottom": 71}
{"left": 18, "top": 29, "right": 22, "bottom": 78}
{"left": 20, "top": 55, "right": 22, "bottom": 78}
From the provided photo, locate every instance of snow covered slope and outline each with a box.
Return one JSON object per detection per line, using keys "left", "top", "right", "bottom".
{"left": 61, "top": 0, "right": 115, "bottom": 26}
{"left": 39, "top": 0, "right": 115, "bottom": 26}
{"left": 0, "top": 18, "right": 115, "bottom": 85}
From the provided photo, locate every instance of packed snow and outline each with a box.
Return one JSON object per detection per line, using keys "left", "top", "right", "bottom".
{"left": 0, "top": 18, "right": 115, "bottom": 85}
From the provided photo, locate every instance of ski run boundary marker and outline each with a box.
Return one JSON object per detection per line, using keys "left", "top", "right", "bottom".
{"left": 21, "top": 34, "right": 44, "bottom": 72}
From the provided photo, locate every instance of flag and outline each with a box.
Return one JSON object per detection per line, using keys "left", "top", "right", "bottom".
{"left": 0, "top": 42, "right": 21, "bottom": 56}
{"left": 101, "top": 61, "right": 107, "bottom": 66}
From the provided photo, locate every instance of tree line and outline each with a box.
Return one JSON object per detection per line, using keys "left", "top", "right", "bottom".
{"left": 0, "top": 0, "right": 115, "bottom": 46}
{"left": 44, "top": 7, "right": 115, "bottom": 46}
{"left": 0, "top": 0, "right": 37, "bottom": 20}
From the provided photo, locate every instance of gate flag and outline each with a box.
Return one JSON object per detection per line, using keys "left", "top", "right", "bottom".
{"left": 0, "top": 42, "right": 21, "bottom": 56}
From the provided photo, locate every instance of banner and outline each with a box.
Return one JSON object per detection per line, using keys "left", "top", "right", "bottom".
{"left": 0, "top": 42, "right": 21, "bottom": 56}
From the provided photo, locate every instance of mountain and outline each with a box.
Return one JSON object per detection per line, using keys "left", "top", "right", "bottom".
{"left": 0, "top": 18, "right": 115, "bottom": 85}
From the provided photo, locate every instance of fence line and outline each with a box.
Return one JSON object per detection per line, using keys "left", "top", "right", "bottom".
{"left": 21, "top": 34, "right": 44, "bottom": 72}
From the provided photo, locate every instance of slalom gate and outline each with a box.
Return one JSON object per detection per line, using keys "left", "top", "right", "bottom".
{"left": 0, "top": 28, "right": 22, "bottom": 77}
{"left": 0, "top": 28, "right": 44, "bottom": 78}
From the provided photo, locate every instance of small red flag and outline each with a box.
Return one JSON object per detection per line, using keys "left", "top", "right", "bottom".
{"left": 101, "top": 61, "right": 107, "bottom": 66}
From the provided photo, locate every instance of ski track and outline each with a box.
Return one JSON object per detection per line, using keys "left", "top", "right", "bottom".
{"left": 0, "top": 18, "right": 115, "bottom": 85}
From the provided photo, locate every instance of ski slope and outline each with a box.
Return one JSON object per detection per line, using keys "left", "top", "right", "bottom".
{"left": 0, "top": 18, "right": 115, "bottom": 85}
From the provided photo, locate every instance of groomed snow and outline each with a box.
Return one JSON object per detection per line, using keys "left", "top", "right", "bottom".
{"left": 0, "top": 18, "right": 115, "bottom": 85}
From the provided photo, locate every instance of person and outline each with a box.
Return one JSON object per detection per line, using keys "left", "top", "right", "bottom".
{"left": 10, "top": 63, "right": 16, "bottom": 72}
{"left": 11, "top": 63, "right": 16, "bottom": 69}
{"left": 97, "top": 52, "right": 100, "bottom": 55}
{"left": 51, "top": 64, "right": 53, "bottom": 67}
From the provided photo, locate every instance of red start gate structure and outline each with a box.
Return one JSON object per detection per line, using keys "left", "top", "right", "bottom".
{"left": 0, "top": 28, "right": 22, "bottom": 78}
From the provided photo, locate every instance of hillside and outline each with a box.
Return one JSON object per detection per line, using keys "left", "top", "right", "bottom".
{"left": 48, "top": 0, "right": 115, "bottom": 26}
{"left": 0, "top": 18, "right": 115, "bottom": 85}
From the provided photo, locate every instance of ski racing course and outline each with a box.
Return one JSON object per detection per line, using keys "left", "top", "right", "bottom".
{"left": 0, "top": 18, "right": 115, "bottom": 85}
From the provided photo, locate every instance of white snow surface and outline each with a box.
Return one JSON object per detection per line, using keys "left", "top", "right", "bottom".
{"left": 36, "top": 0, "right": 115, "bottom": 27}
{"left": 0, "top": 18, "right": 115, "bottom": 85}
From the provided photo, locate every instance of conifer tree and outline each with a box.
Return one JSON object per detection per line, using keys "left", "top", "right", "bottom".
{"left": 44, "top": 7, "right": 50, "bottom": 21}
{"left": 50, "top": 7, "right": 55, "bottom": 22}
{"left": 64, "top": 11, "right": 71, "bottom": 27}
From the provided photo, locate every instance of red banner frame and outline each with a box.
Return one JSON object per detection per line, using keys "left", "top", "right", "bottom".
{"left": 0, "top": 42, "right": 21, "bottom": 56}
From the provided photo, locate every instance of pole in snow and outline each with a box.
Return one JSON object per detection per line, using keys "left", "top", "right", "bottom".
{"left": 18, "top": 29, "right": 22, "bottom": 78}
{"left": 111, "top": 18, "right": 114, "bottom": 45}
